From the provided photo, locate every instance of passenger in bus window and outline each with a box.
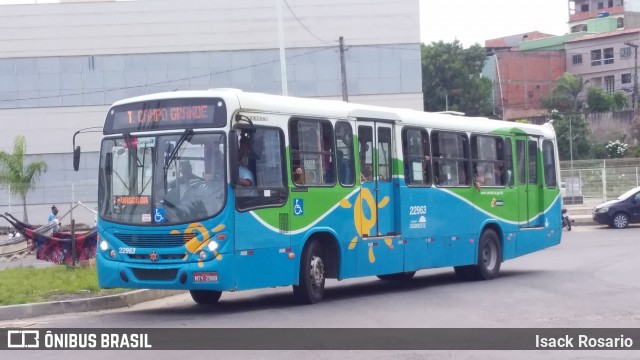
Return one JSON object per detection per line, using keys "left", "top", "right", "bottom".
{"left": 293, "top": 167, "right": 305, "bottom": 185}
{"left": 361, "top": 163, "right": 373, "bottom": 182}
{"left": 494, "top": 163, "right": 504, "bottom": 186}
{"left": 238, "top": 138, "right": 254, "bottom": 187}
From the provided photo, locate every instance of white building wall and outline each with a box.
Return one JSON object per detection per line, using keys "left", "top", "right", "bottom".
{"left": 0, "top": 0, "right": 420, "bottom": 57}
{"left": 0, "top": 0, "right": 423, "bottom": 223}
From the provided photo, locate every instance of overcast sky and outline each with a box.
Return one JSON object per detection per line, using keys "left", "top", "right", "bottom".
{"left": 419, "top": 0, "right": 570, "bottom": 47}
{"left": 3, "top": 0, "right": 572, "bottom": 48}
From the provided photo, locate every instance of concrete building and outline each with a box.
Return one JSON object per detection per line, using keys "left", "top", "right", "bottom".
{"left": 0, "top": 0, "right": 423, "bottom": 224}
{"left": 565, "top": 28, "right": 640, "bottom": 100}
{"left": 485, "top": 50, "right": 566, "bottom": 121}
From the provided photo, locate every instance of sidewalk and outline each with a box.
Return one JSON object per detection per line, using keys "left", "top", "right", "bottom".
{"left": 0, "top": 252, "right": 182, "bottom": 321}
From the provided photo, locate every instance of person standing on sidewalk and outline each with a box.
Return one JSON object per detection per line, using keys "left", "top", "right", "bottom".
{"left": 48, "top": 205, "right": 60, "bottom": 232}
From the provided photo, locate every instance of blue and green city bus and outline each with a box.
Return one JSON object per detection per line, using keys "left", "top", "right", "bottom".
{"left": 79, "top": 88, "right": 562, "bottom": 305}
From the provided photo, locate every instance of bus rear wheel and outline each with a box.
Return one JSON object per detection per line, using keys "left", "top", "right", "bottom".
{"left": 377, "top": 271, "right": 416, "bottom": 281}
{"left": 189, "top": 290, "right": 222, "bottom": 305}
{"left": 293, "top": 240, "right": 325, "bottom": 304}
{"left": 456, "top": 229, "right": 502, "bottom": 281}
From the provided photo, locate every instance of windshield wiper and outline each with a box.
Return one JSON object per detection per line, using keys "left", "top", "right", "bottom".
{"left": 163, "top": 129, "right": 194, "bottom": 189}
{"left": 123, "top": 133, "right": 143, "bottom": 168}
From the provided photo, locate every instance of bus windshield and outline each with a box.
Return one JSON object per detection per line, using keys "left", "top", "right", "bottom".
{"left": 98, "top": 132, "right": 226, "bottom": 225}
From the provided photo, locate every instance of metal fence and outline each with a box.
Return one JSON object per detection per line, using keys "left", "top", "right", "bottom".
{"left": 560, "top": 159, "right": 640, "bottom": 205}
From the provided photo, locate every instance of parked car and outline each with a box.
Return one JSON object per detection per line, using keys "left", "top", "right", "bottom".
{"left": 592, "top": 186, "right": 640, "bottom": 229}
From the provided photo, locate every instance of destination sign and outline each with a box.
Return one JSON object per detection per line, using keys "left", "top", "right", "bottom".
{"left": 104, "top": 98, "right": 227, "bottom": 134}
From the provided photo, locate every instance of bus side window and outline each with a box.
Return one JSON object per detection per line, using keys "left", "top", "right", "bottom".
{"left": 289, "top": 118, "right": 335, "bottom": 186}
{"left": 335, "top": 121, "right": 354, "bottom": 186}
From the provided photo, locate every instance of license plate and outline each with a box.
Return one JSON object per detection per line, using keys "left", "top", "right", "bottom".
{"left": 193, "top": 272, "right": 218, "bottom": 283}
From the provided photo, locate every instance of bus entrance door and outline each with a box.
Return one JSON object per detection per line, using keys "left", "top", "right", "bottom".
{"left": 515, "top": 136, "right": 544, "bottom": 229}
{"left": 356, "top": 121, "right": 402, "bottom": 276}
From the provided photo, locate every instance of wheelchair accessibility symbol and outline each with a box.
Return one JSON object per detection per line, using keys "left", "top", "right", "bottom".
{"left": 293, "top": 198, "right": 304, "bottom": 216}
{"left": 154, "top": 208, "right": 166, "bottom": 223}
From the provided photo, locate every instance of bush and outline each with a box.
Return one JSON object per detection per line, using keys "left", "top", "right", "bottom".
{"left": 605, "top": 140, "right": 629, "bottom": 158}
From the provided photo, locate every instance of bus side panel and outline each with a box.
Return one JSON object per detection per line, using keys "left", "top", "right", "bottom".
{"left": 400, "top": 187, "right": 476, "bottom": 270}
{"left": 433, "top": 188, "right": 475, "bottom": 267}
{"left": 234, "top": 210, "right": 295, "bottom": 290}
{"left": 514, "top": 197, "right": 562, "bottom": 257}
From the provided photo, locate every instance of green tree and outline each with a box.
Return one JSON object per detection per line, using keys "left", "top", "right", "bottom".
{"left": 421, "top": 40, "right": 492, "bottom": 116}
{"left": 586, "top": 88, "right": 628, "bottom": 112}
{"left": 610, "top": 92, "right": 628, "bottom": 111}
{"left": 549, "top": 110, "right": 593, "bottom": 161}
{"left": 541, "top": 72, "right": 584, "bottom": 112}
{"left": 586, "top": 87, "right": 611, "bottom": 112}
{"left": 0, "top": 136, "right": 48, "bottom": 222}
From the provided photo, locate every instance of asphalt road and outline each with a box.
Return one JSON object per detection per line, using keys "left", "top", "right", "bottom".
{"left": 2, "top": 224, "right": 639, "bottom": 359}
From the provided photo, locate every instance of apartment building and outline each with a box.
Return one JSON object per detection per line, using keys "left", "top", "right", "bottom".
{"left": 565, "top": 28, "right": 640, "bottom": 102}
{"left": 569, "top": 0, "right": 626, "bottom": 33}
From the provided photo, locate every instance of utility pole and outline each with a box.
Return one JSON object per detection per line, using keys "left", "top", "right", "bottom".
{"left": 339, "top": 36, "right": 349, "bottom": 102}
{"left": 276, "top": 0, "right": 288, "bottom": 95}
{"left": 624, "top": 41, "right": 638, "bottom": 110}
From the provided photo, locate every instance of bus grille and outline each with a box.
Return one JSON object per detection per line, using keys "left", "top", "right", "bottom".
{"left": 114, "top": 233, "right": 195, "bottom": 248}
{"left": 131, "top": 268, "right": 179, "bottom": 281}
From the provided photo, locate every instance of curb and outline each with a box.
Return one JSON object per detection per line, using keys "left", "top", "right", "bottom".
{"left": 0, "top": 289, "right": 184, "bottom": 321}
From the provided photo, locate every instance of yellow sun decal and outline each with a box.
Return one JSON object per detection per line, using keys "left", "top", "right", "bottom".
{"left": 171, "top": 222, "right": 226, "bottom": 264}
{"left": 340, "top": 187, "right": 393, "bottom": 263}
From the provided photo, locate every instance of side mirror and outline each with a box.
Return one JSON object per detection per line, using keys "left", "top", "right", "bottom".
{"left": 73, "top": 146, "right": 81, "bottom": 171}
{"left": 229, "top": 130, "right": 239, "bottom": 187}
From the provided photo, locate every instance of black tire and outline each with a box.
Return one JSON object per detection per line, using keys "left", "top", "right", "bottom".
{"left": 189, "top": 290, "right": 222, "bottom": 305}
{"left": 377, "top": 271, "right": 416, "bottom": 281}
{"left": 293, "top": 240, "right": 326, "bottom": 304}
{"left": 611, "top": 212, "right": 629, "bottom": 229}
{"left": 466, "top": 229, "right": 502, "bottom": 281}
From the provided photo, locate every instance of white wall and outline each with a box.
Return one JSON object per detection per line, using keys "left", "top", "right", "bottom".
{"left": 0, "top": 0, "right": 420, "bottom": 58}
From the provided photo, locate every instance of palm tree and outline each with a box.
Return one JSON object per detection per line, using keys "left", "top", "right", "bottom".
{"left": 0, "top": 135, "right": 48, "bottom": 222}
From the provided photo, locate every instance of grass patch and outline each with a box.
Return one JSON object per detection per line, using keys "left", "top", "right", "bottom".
{"left": 0, "top": 265, "right": 125, "bottom": 306}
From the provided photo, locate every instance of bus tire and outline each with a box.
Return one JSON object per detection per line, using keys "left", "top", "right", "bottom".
{"left": 467, "top": 229, "right": 502, "bottom": 281}
{"left": 293, "top": 240, "right": 325, "bottom": 304}
{"left": 189, "top": 290, "right": 222, "bottom": 305}
{"left": 377, "top": 271, "right": 416, "bottom": 281}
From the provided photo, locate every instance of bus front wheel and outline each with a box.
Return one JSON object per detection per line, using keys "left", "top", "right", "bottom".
{"left": 189, "top": 290, "right": 222, "bottom": 305}
{"left": 293, "top": 240, "right": 326, "bottom": 304}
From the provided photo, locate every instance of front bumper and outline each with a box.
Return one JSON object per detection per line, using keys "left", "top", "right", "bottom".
{"left": 96, "top": 254, "right": 235, "bottom": 291}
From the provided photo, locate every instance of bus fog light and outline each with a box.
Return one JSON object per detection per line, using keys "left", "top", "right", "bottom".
{"left": 99, "top": 240, "right": 109, "bottom": 251}
{"left": 199, "top": 251, "right": 207, "bottom": 260}
{"left": 109, "top": 249, "right": 116, "bottom": 259}
{"left": 207, "top": 241, "right": 219, "bottom": 252}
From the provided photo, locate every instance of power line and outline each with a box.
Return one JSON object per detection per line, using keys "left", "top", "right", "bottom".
{"left": 282, "top": 0, "right": 334, "bottom": 46}
{"left": 0, "top": 47, "right": 333, "bottom": 104}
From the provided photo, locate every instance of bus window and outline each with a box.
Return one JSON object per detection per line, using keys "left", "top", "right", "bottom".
{"left": 289, "top": 118, "right": 335, "bottom": 186}
{"left": 471, "top": 135, "right": 504, "bottom": 187}
{"left": 402, "top": 127, "right": 431, "bottom": 186}
{"left": 528, "top": 140, "right": 538, "bottom": 184}
{"left": 335, "top": 121, "right": 355, "bottom": 186}
{"left": 235, "top": 126, "right": 287, "bottom": 211}
{"left": 358, "top": 126, "right": 374, "bottom": 183}
{"left": 505, "top": 138, "right": 514, "bottom": 187}
{"left": 431, "top": 131, "right": 469, "bottom": 187}
{"left": 516, "top": 140, "right": 526, "bottom": 185}
{"left": 377, "top": 127, "right": 392, "bottom": 182}
{"left": 543, "top": 140, "right": 557, "bottom": 188}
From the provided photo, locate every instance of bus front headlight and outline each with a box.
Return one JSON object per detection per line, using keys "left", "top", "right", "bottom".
{"left": 207, "top": 241, "right": 219, "bottom": 252}
{"left": 99, "top": 240, "right": 109, "bottom": 251}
